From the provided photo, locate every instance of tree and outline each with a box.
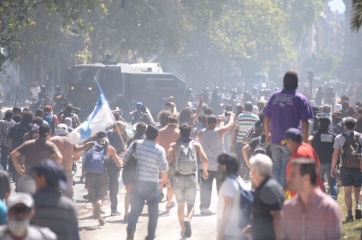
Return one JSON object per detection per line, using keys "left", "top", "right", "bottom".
{"left": 351, "top": 0, "right": 362, "bottom": 31}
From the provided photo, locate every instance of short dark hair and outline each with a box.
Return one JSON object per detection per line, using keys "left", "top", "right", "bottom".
{"left": 319, "top": 116, "right": 330, "bottom": 129}
{"left": 291, "top": 158, "right": 318, "bottom": 185}
{"left": 12, "top": 114, "right": 22, "bottom": 123}
{"left": 203, "top": 107, "right": 213, "bottom": 115}
{"left": 283, "top": 71, "right": 298, "bottom": 91}
{"left": 217, "top": 154, "right": 239, "bottom": 175}
{"left": 35, "top": 109, "right": 44, "bottom": 117}
{"left": 12, "top": 107, "right": 21, "bottom": 114}
{"left": 179, "top": 108, "right": 193, "bottom": 124}
{"left": 21, "top": 112, "right": 34, "bottom": 126}
{"left": 135, "top": 122, "right": 147, "bottom": 135}
{"left": 167, "top": 114, "right": 179, "bottom": 125}
{"left": 4, "top": 110, "right": 13, "bottom": 120}
{"left": 113, "top": 112, "right": 120, "bottom": 121}
{"left": 198, "top": 114, "right": 207, "bottom": 124}
{"left": 158, "top": 110, "right": 171, "bottom": 126}
{"left": 146, "top": 124, "right": 159, "bottom": 140}
{"left": 39, "top": 123, "right": 51, "bottom": 138}
{"left": 33, "top": 116, "right": 43, "bottom": 126}
{"left": 179, "top": 123, "right": 192, "bottom": 138}
{"left": 345, "top": 120, "right": 356, "bottom": 130}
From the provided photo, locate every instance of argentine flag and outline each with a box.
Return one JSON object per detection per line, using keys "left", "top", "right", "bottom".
{"left": 67, "top": 83, "right": 115, "bottom": 144}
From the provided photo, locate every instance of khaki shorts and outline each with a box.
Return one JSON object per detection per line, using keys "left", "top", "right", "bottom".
{"left": 85, "top": 171, "right": 109, "bottom": 202}
{"left": 173, "top": 174, "right": 197, "bottom": 204}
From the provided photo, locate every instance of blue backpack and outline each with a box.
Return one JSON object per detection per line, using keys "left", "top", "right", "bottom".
{"left": 84, "top": 142, "right": 108, "bottom": 174}
{"left": 44, "top": 113, "right": 55, "bottom": 135}
{"left": 228, "top": 176, "right": 254, "bottom": 229}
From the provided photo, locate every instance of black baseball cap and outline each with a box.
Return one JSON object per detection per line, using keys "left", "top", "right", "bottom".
{"left": 281, "top": 128, "right": 302, "bottom": 145}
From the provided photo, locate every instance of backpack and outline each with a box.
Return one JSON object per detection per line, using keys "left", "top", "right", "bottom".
{"left": 175, "top": 140, "right": 197, "bottom": 175}
{"left": 84, "top": 142, "right": 108, "bottom": 174}
{"left": 341, "top": 132, "right": 362, "bottom": 169}
{"left": 311, "top": 129, "right": 335, "bottom": 164}
{"left": 122, "top": 140, "right": 138, "bottom": 185}
{"left": 44, "top": 113, "right": 55, "bottom": 135}
{"left": 228, "top": 176, "right": 254, "bottom": 229}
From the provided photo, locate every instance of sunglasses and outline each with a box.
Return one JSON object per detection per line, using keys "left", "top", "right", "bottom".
{"left": 10, "top": 206, "right": 31, "bottom": 214}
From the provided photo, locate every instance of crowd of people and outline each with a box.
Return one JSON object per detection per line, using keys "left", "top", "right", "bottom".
{"left": 0, "top": 70, "right": 360, "bottom": 239}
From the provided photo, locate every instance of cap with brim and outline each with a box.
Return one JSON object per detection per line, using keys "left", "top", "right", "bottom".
{"left": 7, "top": 193, "right": 34, "bottom": 209}
{"left": 281, "top": 128, "right": 302, "bottom": 145}
{"left": 44, "top": 105, "right": 52, "bottom": 112}
{"left": 207, "top": 115, "right": 218, "bottom": 124}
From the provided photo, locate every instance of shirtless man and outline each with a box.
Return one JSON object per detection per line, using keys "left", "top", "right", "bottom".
{"left": 157, "top": 114, "right": 180, "bottom": 211}
{"left": 49, "top": 123, "right": 81, "bottom": 199}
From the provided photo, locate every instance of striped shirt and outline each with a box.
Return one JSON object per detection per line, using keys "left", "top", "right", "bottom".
{"left": 282, "top": 188, "right": 342, "bottom": 240}
{"left": 235, "top": 112, "right": 259, "bottom": 143}
{"left": 123, "top": 139, "right": 168, "bottom": 183}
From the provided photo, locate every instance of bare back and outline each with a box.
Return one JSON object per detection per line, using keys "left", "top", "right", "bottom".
{"left": 158, "top": 125, "right": 180, "bottom": 152}
{"left": 49, "top": 136, "right": 75, "bottom": 170}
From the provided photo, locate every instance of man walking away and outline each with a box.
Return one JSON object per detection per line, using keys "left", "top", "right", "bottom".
{"left": 0, "top": 110, "right": 15, "bottom": 172}
{"left": 283, "top": 158, "right": 342, "bottom": 239}
{"left": 263, "top": 71, "right": 314, "bottom": 186}
{"left": 331, "top": 117, "right": 362, "bottom": 222}
{"left": 309, "top": 116, "right": 338, "bottom": 200}
{"left": 198, "top": 113, "right": 235, "bottom": 215}
{"left": 168, "top": 123, "right": 208, "bottom": 239}
{"left": 123, "top": 124, "right": 168, "bottom": 240}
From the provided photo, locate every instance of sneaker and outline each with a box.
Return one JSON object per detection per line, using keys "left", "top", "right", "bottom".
{"left": 345, "top": 215, "right": 354, "bottom": 223}
{"left": 126, "top": 227, "right": 135, "bottom": 240}
{"left": 111, "top": 211, "right": 121, "bottom": 216}
{"left": 184, "top": 220, "right": 192, "bottom": 238}
{"left": 200, "top": 208, "right": 212, "bottom": 215}
{"left": 356, "top": 209, "right": 362, "bottom": 220}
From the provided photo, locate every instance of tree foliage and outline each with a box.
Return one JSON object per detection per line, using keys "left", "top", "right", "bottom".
{"left": 351, "top": 0, "right": 362, "bottom": 32}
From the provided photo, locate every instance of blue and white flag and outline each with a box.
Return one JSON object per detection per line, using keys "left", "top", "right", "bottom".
{"left": 68, "top": 83, "right": 115, "bottom": 144}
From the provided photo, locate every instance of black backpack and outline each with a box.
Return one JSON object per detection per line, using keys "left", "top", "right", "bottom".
{"left": 122, "top": 140, "right": 138, "bottom": 185}
{"left": 341, "top": 132, "right": 362, "bottom": 169}
{"left": 311, "top": 129, "right": 335, "bottom": 164}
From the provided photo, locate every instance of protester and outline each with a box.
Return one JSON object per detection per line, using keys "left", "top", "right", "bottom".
{"left": 81, "top": 131, "right": 122, "bottom": 225}
{"left": 123, "top": 124, "right": 168, "bottom": 240}
{"left": 309, "top": 116, "right": 338, "bottom": 200}
{"left": 167, "top": 123, "right": 208, "bottom": 239}
{"left": 243, "top": 154, "right": 284, "bottom": 240}
{"left": 232, "top": 102, "right": 259, "bottom": 179}
{"left": 157, "top": 114, "right": 180, "bottom": 211}
{"left": 282, "top": 158, "right": 342, "bottom": 239}
{"left": 217, "top": 154, "right": 246, "bottom": 240}
{"left": 0, "top": 192, "right": 56, "bottom": 240}
{"left": 30, "top": 160, "right": 79, "bottom": 240}
{"left": 331, "top": 117, "right": 362, "bottom": 222}
{"left": 107, "top": 121, "right": 129, "bottom": 215}
{"left": 157, "top": 110, "right": 172, "bottom": 129}
{"left": 49, "top": 123, "right": 81, "bottom": 199}
{"left": 43, "top": 105, "right": 58, "bottom": 136}
{"left": 0, "top": 110, "right": 15, "bottom": 172}
{"left": 59, "top": 104, "right": 80, "bottom": 128}
{"left": 198, "top": 114, "right": 234, "bottom": 215}
{"left": 129, "top": 102, "right": 155, "bottom": 125}
{"left": 263, "top": 71, "right": 314, "bottom": 186}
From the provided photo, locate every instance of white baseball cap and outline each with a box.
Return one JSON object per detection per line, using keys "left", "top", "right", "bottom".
{"left": 7, "top": 193, "right": 34, "bottom": 209}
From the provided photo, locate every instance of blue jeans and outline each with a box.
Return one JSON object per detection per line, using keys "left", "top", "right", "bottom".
{"left": 270, "top": 144, "right": 291, "bottom": 187}
{"left": 127, "top": 181, "right": 159, "bottom": 240}
{"left": 320, "top": 163, "right": 338, "bottom": 200}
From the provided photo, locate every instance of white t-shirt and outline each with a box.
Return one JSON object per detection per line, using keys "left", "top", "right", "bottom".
{"left": 217, "top": 176, "right": 247, "bottom": 237}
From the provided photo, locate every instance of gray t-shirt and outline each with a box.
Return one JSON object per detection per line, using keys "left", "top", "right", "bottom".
{"left": 333, "top": 130, "right": 362, "bottom": 150}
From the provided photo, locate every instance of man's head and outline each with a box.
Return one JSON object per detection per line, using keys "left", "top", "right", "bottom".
{"left": 64, "top": 104, "right": 73, "bottom": 113}
{"left": 283, "top": 71, "right": 298, "bottom": 91}
{"left": 179, "top": 123, "right": 192, "bottom": 139}
{"left": 217, "top": 154, "right": 239, "bottom": 176}
{"left": 96, "top": 131, "right": 108, "bottom": 145}
{"left": 250, "top": 154, "right": 273, "bottom": 187}
{"left": 344, "top": 117, "right": 357, "bottom": 130}
{"left": 244, "top": 102, "right": 253, "bottom": 112}
{"left": 35, "top": 109, "right": 44, "bottom": 118}
{"left": 322, "top": 105, "right": 331, "bottom": 114}
{"left": 167, "top": 114, "right": 179, "bottom": 127}
{"left": 288, "top": 158, "right": 318, "bottom": 192}
{"left": 135, "top": 122, "right": 147, "bottom": 135}
{"left": 179, "top": 108, "right": 193, "bottom": 124}
{"left": 21, "top": 112, "right": 34, "bottom": 126}
{"left": 207, "top": 115, "right": 218, "bottom": 128}
{"left": 4, "top": 110, "right": 13, "bottom": 120}
{"left": 146, "top": 124, "right": 159, "bottom": 141}
{"left": 113, "top": 112, "right": 120, "bottom": 121}
{"left": 347, "top": 107, "right": 357, "bottom": 118}
{"left": 282, "top": 128, "right": 302, "bottom": 152}
{"left": 31, "top": 160, "right": 66, "bottom": 191}
{"left": 318, "top": 116, "right": 330, "bottom": 130}
{"left": 39, "top": 123, "right": 51, "bottom": 139}
{"left": 136, "top": 102, "right": 143, "bottom": 111}
{"left": 56, "top": 123, "right": 69, "bottom": 136}
{"left": 203, "top": 106, "right": 213, "bottom": 116}
{"left": 12, "top": 107, "right": 21, "bottom": 115}
{"left": 43, "top": 105, "right": 52, "bottom": 113}
{"left": 158, "top": 110, "right": 172, "bottom": 127}
{"left": 6, "top": 193, "right": 34, "bottom": 237}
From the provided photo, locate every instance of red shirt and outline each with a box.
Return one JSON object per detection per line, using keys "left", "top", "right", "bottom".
{"left": 286, "top": 143, "right": 324, "bottom": 194}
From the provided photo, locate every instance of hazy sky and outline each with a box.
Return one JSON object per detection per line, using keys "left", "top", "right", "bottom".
{"left": 329, "top": 0, "right": 345, "bottom": 13}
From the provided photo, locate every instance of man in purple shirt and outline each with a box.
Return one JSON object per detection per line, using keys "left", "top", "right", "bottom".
{"left": 263, "top": 71, "right": 313, "bottom": 186}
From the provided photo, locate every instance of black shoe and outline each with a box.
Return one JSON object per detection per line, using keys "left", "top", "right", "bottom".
{"left": 126, "top": 227, "right": 135, "bottom": 240}
{"left": 184, "top": 220, "right": 192, "bottom": 238}
{"left": 356, "top": 209, "right": 362, "bottom": 220}
{"left": 345, "top": 215, "right": 354, "bottom": 223}
{"left": 98, "top": 218, "right": 105, "bottom": 226}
